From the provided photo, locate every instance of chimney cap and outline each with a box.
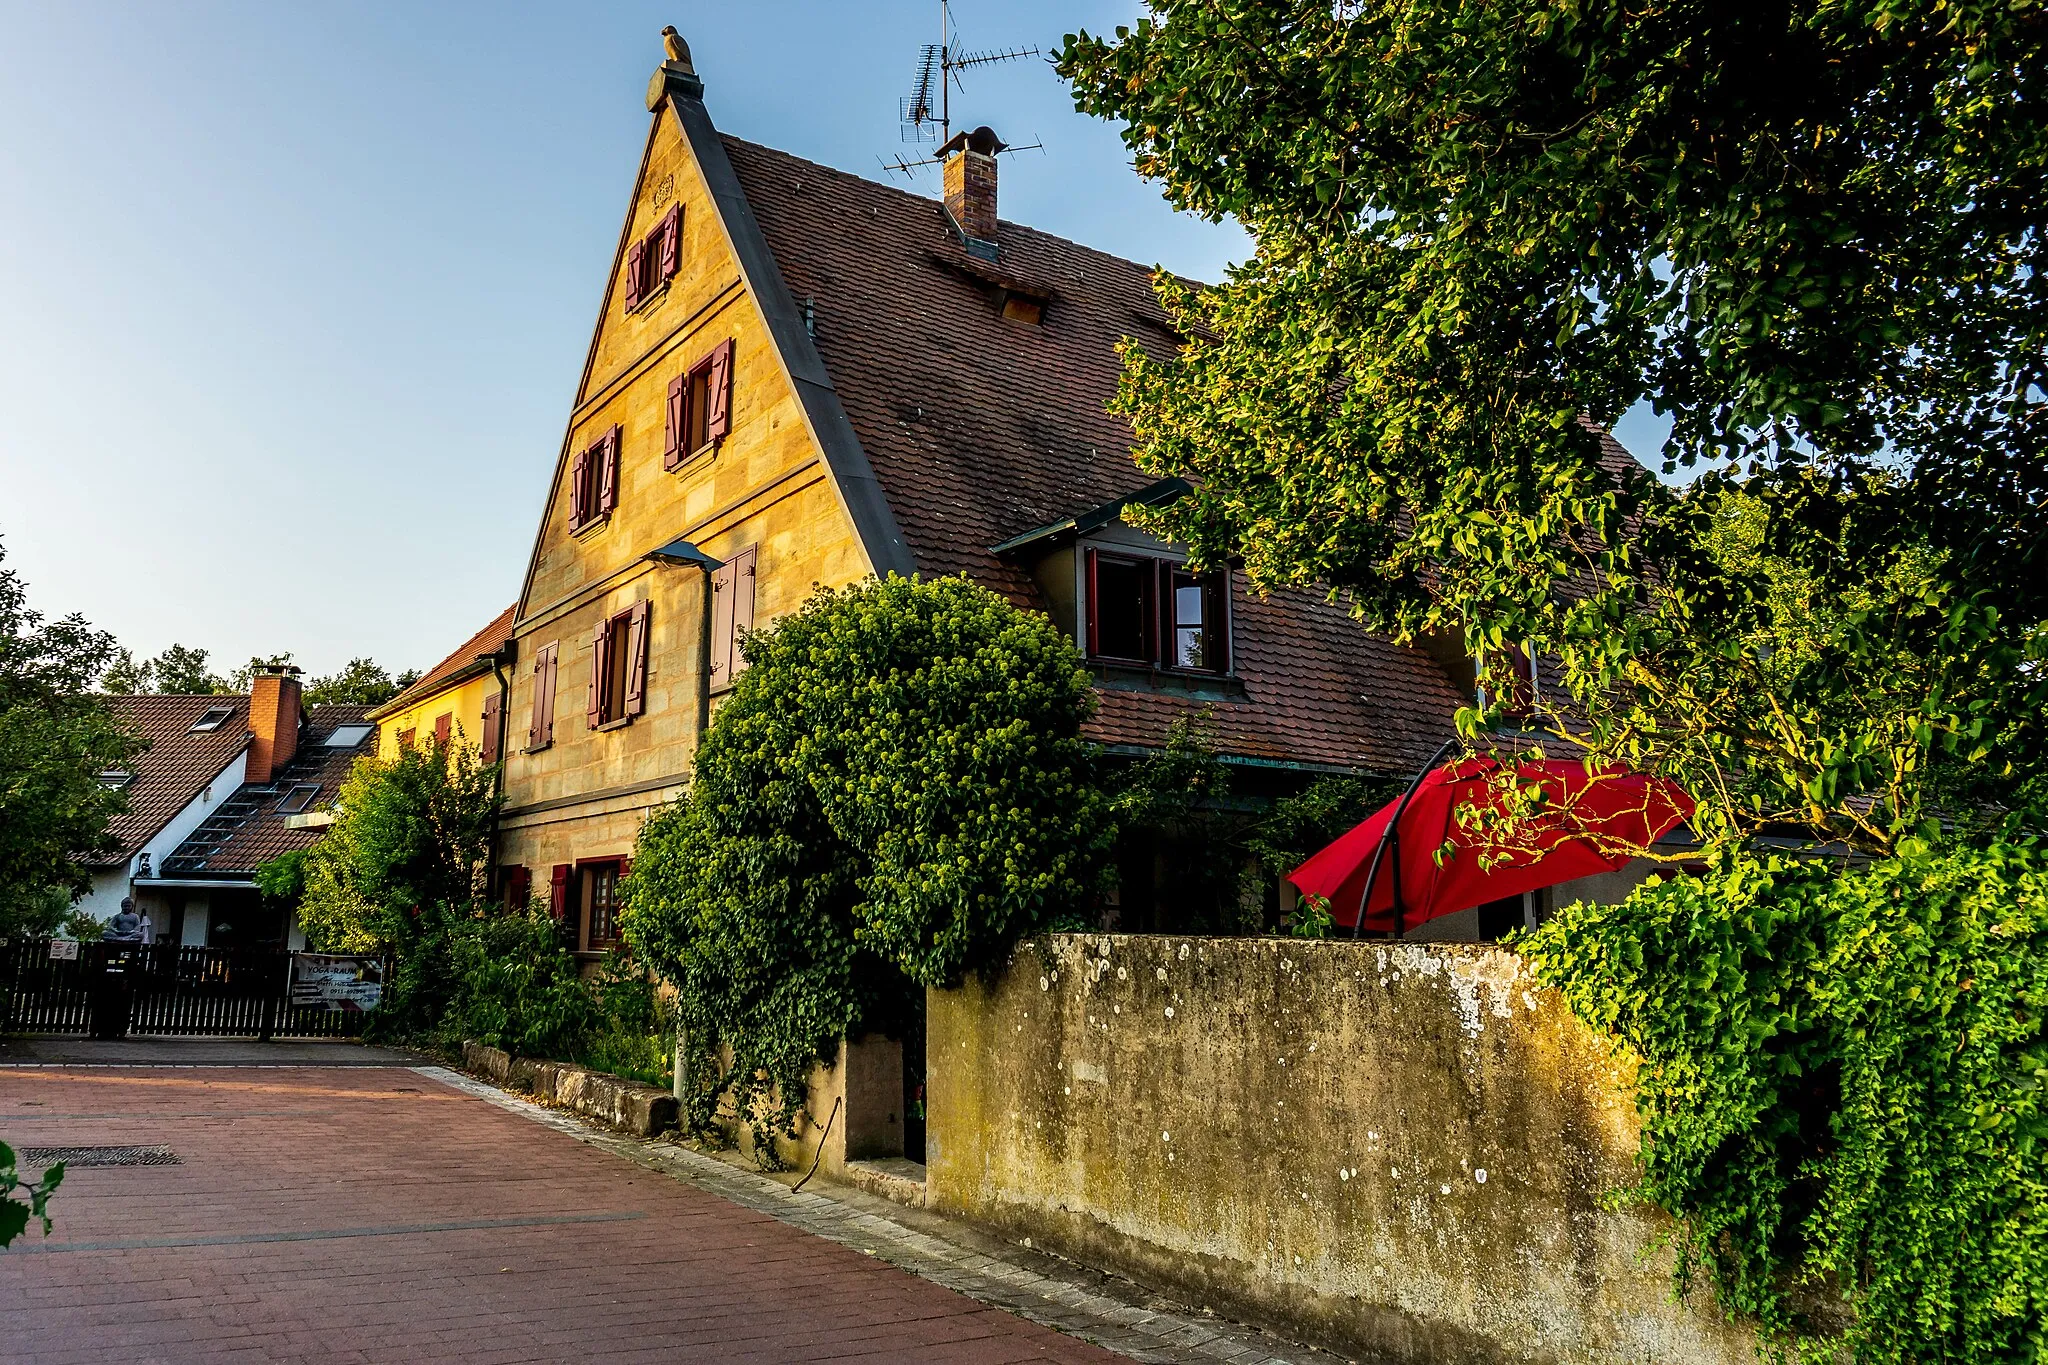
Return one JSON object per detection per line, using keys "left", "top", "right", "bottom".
{"left": 255, "top": 663, "right": 302, "bottom": 679}
{"left": 943, "top": 126, "right": 1007, "bottom": 158}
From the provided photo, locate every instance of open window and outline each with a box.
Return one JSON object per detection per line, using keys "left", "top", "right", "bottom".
{"left": 587, "top": 601, "right": 651, "bottom": 729}
{"left": 1085, "top": 550, "right": 1230, "bottom": 675}
{"left": 623, "top": 205, "right": 681, "bottom": 313}
{"left": 568, "top": 426, "right": 621, "bottom": 532}
{"left": 664, "top": 338, "right": 734, "bottom": 470}
{"left": 188, "top": 706, "right": 234, "bottom": 734}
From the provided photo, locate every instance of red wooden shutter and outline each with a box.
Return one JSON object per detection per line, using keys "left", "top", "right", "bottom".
{"left": 480, "top": 690, "right": 502, "bottom": 763}
{"left": 708, "top": 559, "right": 736, "bottom": 689}
{"left": 433, "top": 712, "right": 452, "bottom": 749}
{"left": 705, "top": 338, "right": 734, "bottom": 442}
{"left": 598, "top": 426, "right": 620, "bottom": 515}
{"left": 530, "top": 643, "right": 557, "bottom": 749}
{"left": 588, "top": 618, "right": 610, "bottom": 727}
{"left": 549, "top": 864, "right": 572, "bottom": 921}
{"left": 505, "top": 864, "right": 531, "bottom": 910}
{"left": 730, "top": 545, "right": 757, "bottom": 679}
{"left": 623, "top": 238, "right": 643, "bottom": 312}
{"left": 624, "top": 600, "right": 650, "bottom": 717}
{"left": 569, "top": 447, "right": 590, "bottom": 530}
{"left": 658, "top": 205, "right": 680, "bottom": 282}
{"left": 664, "top": 373, "right": 685, "bottom": 470}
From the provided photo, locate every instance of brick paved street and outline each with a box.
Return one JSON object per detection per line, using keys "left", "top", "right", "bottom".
{"left": 0, "top": 1059, "right": 1118, "bottom": 1364}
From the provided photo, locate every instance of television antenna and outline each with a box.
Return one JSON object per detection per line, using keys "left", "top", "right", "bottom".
{"left": 891, "top": 2, "right": 1038, "bottom": 156}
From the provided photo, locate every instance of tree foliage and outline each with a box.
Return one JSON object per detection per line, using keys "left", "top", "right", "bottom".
{"left": 101, "top": 643, "right": 225, "bottom": 695}
{"left": 278, "top": 738, "right": 497, "bottom": 1034}
{"left": 0, "top": 538, "right": 143, "bottom": 937}
{"left": 622, "top": 576, "right": 1114, "bottom": 1159}
{"left": 1522, "top": 843, "right": 2048, "bottom": 1362}
{"left": 1057, "top": 0, "right": 2048, "bottom": 854}
{"left": 0, "top": 1141, "right": 62, "bottom": 1248}
{"left": 305, "top": 657, "right": 419, "bottom": 707}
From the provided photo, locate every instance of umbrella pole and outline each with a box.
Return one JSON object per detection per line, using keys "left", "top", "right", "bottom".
{"left": 1350, "top": 737, "right": 1457, "bottom": 940}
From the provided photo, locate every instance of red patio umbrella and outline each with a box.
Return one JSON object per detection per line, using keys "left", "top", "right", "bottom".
{"left": 1289, "top": 750, "right": 1694, "bottom": 936}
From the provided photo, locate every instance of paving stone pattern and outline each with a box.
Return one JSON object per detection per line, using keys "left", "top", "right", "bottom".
{"left": 0, "top": 1057, "right": 1346, "bottom": 1364}
{"left": 425, "top": 1067, "right": 1351, "bottom": 1365}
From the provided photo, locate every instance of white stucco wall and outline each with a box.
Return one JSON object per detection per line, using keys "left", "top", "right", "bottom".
{"left": 70, "top": 749, "right": 249, "bottom": 936}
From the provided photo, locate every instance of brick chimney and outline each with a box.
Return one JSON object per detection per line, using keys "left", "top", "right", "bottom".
{"left": 942, "top": 126, "right": 1005, "bottom": 250}
{"left": 247, "top": 665, "right": 303, "bottom": 786}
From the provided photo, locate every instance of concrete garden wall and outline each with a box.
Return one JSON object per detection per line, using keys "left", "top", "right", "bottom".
{"left": 926, "top": 935, "right": 1758, "bottom": 1365}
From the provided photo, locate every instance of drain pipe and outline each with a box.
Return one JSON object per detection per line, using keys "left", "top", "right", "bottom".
{"left": 642, "top": 537, "right": 724, "bottom": 1109}
{"left": 482, "top": 642, "right": 517, "bottom": 901}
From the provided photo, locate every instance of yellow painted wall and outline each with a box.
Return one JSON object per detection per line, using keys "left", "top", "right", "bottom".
{"left": 499, "top": 100, "right": 873, "bottom": 916}
{"left": 371, "top": 669, "right": 503, "bottom": 763}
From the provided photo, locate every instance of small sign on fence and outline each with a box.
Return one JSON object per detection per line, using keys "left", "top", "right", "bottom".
{"left": 290, "top": 954, "right": 385, "bottom": 1013}
{"left": 48, "top": 940, "right": 78, "bottom": 961}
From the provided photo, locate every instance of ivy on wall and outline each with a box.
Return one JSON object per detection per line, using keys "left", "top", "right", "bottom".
{"left": 1520, "top": 842, "right": 2048, "bottom": 1362}
{"left": 621, "top": 575, "right": 1115, "bottom": 1160}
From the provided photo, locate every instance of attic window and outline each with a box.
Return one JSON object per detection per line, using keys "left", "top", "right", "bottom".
{"left": 188, "top": 706, "right": 233, "bottom": 733}
{"left": 323, "top": 724, "right": 373, "bottom": 749}
{"left": 276, "top": 783, "right": 322, "bottom": 815}
{"left": 1085, "top": 550, "right": 1232, "bottom": 676}
{"left": 1001, "top": 294, "right": 1044, "bottom": 326}
{"left": 98, "top": 769, "right": 135, "bottom": 789}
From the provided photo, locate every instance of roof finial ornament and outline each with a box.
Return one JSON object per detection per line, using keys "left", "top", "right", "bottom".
{"left": 649, "top": 26, "right": 704, "bottom": 108}
{"left": 660, "top": 25, "right": 694, "bottom": 72}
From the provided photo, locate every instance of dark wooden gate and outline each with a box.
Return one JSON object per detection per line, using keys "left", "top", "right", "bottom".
{"left": 1, "top": 940, "right": 384, "bottom": 1040}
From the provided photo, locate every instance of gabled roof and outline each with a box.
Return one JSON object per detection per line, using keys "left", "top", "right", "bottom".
{"left": 366, "top": 605, "right": 515, "bottom": 722}
{"left": 717, "top": 133, "right": 1472, "bottom": 773}
{"left": 94, "top": 695, "right": 254, "bottom": 866}
{"left": 156, "top": 705, "right": 375, "bottom": 879}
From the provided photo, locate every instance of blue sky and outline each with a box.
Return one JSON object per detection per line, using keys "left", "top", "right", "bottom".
{"left": 0, "top": 2, "right": 1663, "bottom": 682}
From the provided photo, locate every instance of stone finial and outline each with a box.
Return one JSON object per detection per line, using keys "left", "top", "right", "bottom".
{"left": 648, "top": 28, "right": 704, "bottom": 109}
{"left": 661, "top": 25, "right": 693, "bottom": 72}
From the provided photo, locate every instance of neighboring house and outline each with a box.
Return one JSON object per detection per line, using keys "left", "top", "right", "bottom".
{"left": 130, "top": 668, "right": 375, "bottom": 949}
{"left": 493, "top": 48, "right": 1499, "bottom": 952}
{"left": 365, "top": 604, "right": 517, "bottom": 762}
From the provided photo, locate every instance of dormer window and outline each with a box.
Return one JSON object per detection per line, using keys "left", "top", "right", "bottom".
{"left": 188, "top": 706, "right": 233, "bottom": 733}
{"left": 1085, "top": 550, "right": 1231, "bottom": 675}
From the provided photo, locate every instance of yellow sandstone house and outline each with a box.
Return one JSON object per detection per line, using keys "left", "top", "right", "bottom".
{"left": 494, "top": 38, "right": 1496, "bottom": 955}
{"left": 365, "top": 605, "right": 516, "bottom": 763}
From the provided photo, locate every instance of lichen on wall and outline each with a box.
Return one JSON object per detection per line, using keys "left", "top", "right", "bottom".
{"left": 927, "top": 934, "right": 1758, "bottom": 1365}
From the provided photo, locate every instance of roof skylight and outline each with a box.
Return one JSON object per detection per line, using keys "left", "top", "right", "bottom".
{"left": 276, "top": 783, "right": 323, "bottom": 815}
{"left": 323, "top": 724, "right": 374, "bottom": 749}
{"left": 188, "top": 706, "right": 234, "bottom": 734}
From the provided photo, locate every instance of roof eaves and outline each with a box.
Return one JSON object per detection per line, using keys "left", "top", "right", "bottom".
{"left": 663, "top": 81, "right": 917, "bottom": 580}
{"left": 990, "top": 477, "right": 1193, "bottom": 558}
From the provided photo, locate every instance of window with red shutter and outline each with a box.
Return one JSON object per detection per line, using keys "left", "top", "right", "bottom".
{"left": 598, "top": 425, "right": 621, "bottom": 515}
{"left": 502, "top": 864, "right": 531, "bottom": 911}
{"left": 569, "top": 447, "right": 591, "bottom": 530}
{"left": 624, "top": 600, "right": 650, "bottom": 717}
{"left": 433, "top": 712, "right": 452, "bottom": 749}
{"left": 480, "top": 690, "right": 502, "bottom": 764}
{"left": 729, "top": 545, "right": 756, "bottom": 678}
{"left": 708, "top": 559, "right": 736, "bottom": 691}
{"left": 549, "top": 864, "right": 572, "bottom": 921}
{"left": 664, "top": 372, "right": 686, "bottom": 471}
{"left": 658, "top": 205, "right": 681, "bottom": 283}
{"left": 705, "top": 338, "right": 734, "bottom": 443}
{"left": 588, "top": 618, "right": 610, "bottom": 729}
{"left": 529, "top": 643, "right": 558, "bottom": 750}
{"left": 623, "top": 238, "right": 644, "bottom": 313}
